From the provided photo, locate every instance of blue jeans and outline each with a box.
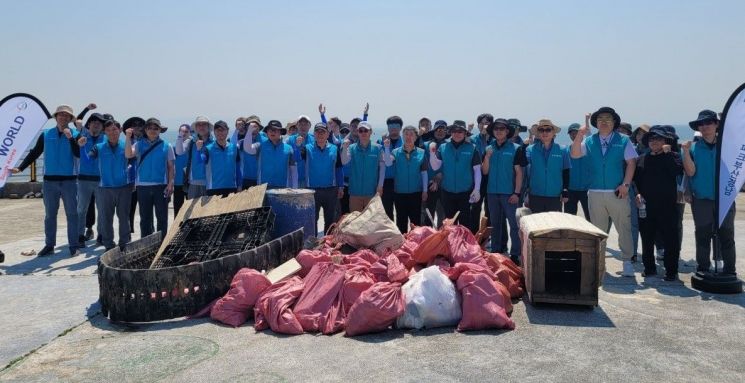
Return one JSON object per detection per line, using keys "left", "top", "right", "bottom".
{"left": 42, "top": 180, "right": 78, "bottom": 250}
{"left": 487, "top": 194, "right": 520, "bottom": 256}
{"left": 77, "top": 179, "right": 100, "bottom": 237}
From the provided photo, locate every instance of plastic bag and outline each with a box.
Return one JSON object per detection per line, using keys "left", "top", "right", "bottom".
{"left": 342, "top": 249, "right": 380, "bottom": 268}
{"left": 386, "top": 254, "right": 409, "bottom": 284}
{"left": 254, "top": 276, "right": 305, "bottom": 335}
{"left": 456, "top": 270, "right": 515, "bottom": 331}
{"left": 294, "top": 262, "right": 346, "bottom": 334}
{"left": 405, "top": 225, "right": 437, "bottom": 244}
{"left": 396, "top": 266, "right": 461, "bottom": 330}
{"left": 447, "top": 225, "right": 489, "bottom": 268}
{"left": 345, "top": 282, "right": 405, "bottom": 336}
{"left": 296, "top": 249, "right": 333, "bottom": 278}
{"left": 340, "top": 266, "right": 376, "bottom": 315}
{"left": 484, "top": 253, "right": 524, "bottom": 298}
{"left": 411, "top": 228, "right": 450, "bottom": 264}
{"left": 210, "top": 268, "right": 271, "bottom": 327}
{"left": 333, "top": 196, "right": 404, "bottom": 255}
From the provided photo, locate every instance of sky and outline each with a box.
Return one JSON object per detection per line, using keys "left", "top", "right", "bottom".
{"left": 3, "top": 0, "right": 745, "bottom": 136}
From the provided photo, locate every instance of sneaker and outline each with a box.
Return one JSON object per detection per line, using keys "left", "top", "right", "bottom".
{"left": 69, "top": 248, "right": 81, "bottom": 257}
{"left": 621, "top": 261, "right": 635, "bottom": 277}
{"left": 37, "top": 245, "right": 55, "bottom": 257}
{"left": 656, "top": 248, "right": 665, "bottom": 261}
{"left": 642, "top": 269, "right": 657, "bottom": 277}
{"left": 85, "top": 228, "right": 94, "bottom": 241}
{"left": 663, "top": 274, "right": 680, "bottom": 282}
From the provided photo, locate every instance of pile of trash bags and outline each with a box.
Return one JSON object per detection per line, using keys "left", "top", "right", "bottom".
{"left": 194, "top": 197, "right": 524, "bottom": 336}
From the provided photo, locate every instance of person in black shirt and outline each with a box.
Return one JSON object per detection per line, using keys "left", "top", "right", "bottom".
{"left": 634, "top": 126, "right": 684, "bottom": 281}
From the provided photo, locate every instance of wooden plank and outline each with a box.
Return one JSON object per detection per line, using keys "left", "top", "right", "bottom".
{"left": 533, "top": 247, "right": 545, "bottom": 294}
{"left": 266, "top": 258, "right": 301, "bottom": 284}
{"left": 579, "top": 250, "right": 597, "bottom": 296}
{"left": 531, "top": 294, "right": 598, "bottom": 306}
{"left": 532, "top": 238, "right": 576, "bottom": 252}
{"left": 598, "top": 239, "right": 607, "bottom": 287}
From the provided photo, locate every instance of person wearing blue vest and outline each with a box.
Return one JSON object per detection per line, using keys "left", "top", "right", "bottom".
{"left": 383, "top": 125, "right": 427, "bottom": 233}
{"left": 683, "top": 110, "right": 736, "bottom": 275}
{"left": 571, "top": 107, "right": 638, "bottom": 277}
{"left": 172, "top": 124, "right": 190, "bottom": 218}
{"left": 175, "top": 116, "right": 213, "bottom": 199}
{"left": 237, "top": 116, "right": 268, "bottom": 189}
{"left": 482, "top": 118, "right": 527, "bottom": 263}
{"left": 429, "top": 123, "right": 482, "bottom": 233}
{"left": 377, "top": 116, "right": 404, "bottom": 221}
{"left": 73, "top": 113, "right": 106, "bottom": 248}
{"left": 122, "top": 117, "right": 145, "bottom": 235}
{"left": 196, "top": 120, "right": 241, "bottom": 197}
{"left": 420, "top": 120, "right": 449, "bottom": 227}
{"left": 85, "top": 119, "right": 131, "bottom": 251}
{"left": 286, "top": 115, "right": 314, "bottom": 188}
{"left": 470, "top": 114, "right": 494, "bottom": 231}
{"left": 341, "top": 122, "right": 386, "bottom": 213}
{"left": 293, "top": 122, "right": 344, "bottom": 235}
{"left": 13, "top": 105, "right": 81, "bottom": 257}
{"left": 125, "top": 118, "right": 175, "bottom": 238}
{"left": 563, "top": 123, "right": 592, "bottom": 220}
{"left": 243, "top": 120, "right": 297, "bottom": 189}
{"left": 525, "top": 119, "right": 571, "bottom": 213}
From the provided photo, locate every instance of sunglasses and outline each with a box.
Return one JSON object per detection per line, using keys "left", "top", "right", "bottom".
{"left": 537, "top": 128, "right": 553, "bottom": 133}
{"left": 357, "top": 129, "right": 371, "bottom": 133}
{"left": 145, "top": 125, "right": 160, "bottom": 131}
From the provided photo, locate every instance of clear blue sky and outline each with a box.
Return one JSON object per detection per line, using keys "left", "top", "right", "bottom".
{"left": 3, "top": 0, "right": 744, "bottom": 132}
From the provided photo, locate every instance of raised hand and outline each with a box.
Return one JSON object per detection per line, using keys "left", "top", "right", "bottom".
{"left": 196, "top": 140, "right": 204, "bottom": 150}
{"left": 429, "top": 142, "right": 436, "bottom": 153}
{"left": 681, "top": 141, "right": 692, "bottom": 151}
{"left": 87, "top": 103, "right": 97, "bottom": 110}
{"left": 125, "top": 128, "right": 133, "bottom": 138}
{"left": 363, "top": 102, "right": 369, "bottom": 114}
{"left": 63, "top": 128, "right": 72, "bottom": 139}
{"left": 662, "top": 144, "right": 671, "bottom": 153}
{"left": 485, "top": 146, "right": 494, "bottom": 158}
{"left": 296, "top": 135, "right": 305, "bottom": 147}
{"left": 77, "top": 136, "right": 87, "bottom": 147}
{"left": 318, "top": 103, "right": 325, "bottom": 114}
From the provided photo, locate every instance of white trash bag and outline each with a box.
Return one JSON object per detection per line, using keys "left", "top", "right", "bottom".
{"left": 396, "top": 265, "right": 461, "bottom": 329}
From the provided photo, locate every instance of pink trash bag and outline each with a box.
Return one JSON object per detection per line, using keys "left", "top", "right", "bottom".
{"left": 254, "top": 276, "right": 305, "bottom": 335}
{"left": 210, "top": 268, "right": 271, "bottom": 327}
{"left": 294, "top": 262, "right": 346, "bottom": 334}
{"left": 296, "top": 249, "right": 334, "bottom": 278}
{"left": 345, "top": 282, "right": 405, "bottom": 336}
{"left": 456, "top": 270, "right": 515, "bottom": 331}
{"left": 340, "top": 265, "right": 376, "bottom": 315}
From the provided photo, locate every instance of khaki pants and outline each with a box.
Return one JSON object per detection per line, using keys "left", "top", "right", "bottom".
{"left": 349, "top": 196, "right": 373, "bottom": 213}
{"left": 588, "top": 191, "right": 633, "bottom": 261}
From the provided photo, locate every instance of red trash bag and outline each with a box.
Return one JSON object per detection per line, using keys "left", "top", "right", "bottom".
{"left": 411, "top": 228, "right": 450, "bottom": 264}
{"left": 447, "top": 225, "right": 489, "bottom": 268}
{"left": 456, "top": 271, "right": 515, "bottom": 331}
{"left": 392, "top": 240, "right": 418, "bottom": 269}
{"left": 343, "top": 249, "right": 379, "bottom": 269}
{"left": 296, "top": 249, "right": 333, "bottom": 278}
{"left": 210, "top": 268, "right": 271, "bottom": 327}
{"left": 345, "top": 282, "right": 405, "bottom": 336}
{"left": 254, "top": 276, "right": 305, "bottom": 335}
{"left": 294, "top": 262, "right": 346, "bottom": 334}
{"left": 405, "top": 225, "right": 437, "bottom": 244}
{"left": 386, "top": 254, "right": 409, "bottom": 283}
{"left": 340, "top": 266, "right": 376, "bottom": 315}
{"left": 484, "top": 253, "right": 524, "bottom": 298}
{"left": 442, "top": 262, "right": 494, "bottom": 281}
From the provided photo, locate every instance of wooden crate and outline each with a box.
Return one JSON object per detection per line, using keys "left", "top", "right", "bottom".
{"left": 519, "top": 212, "right": 608, "bottom": 306}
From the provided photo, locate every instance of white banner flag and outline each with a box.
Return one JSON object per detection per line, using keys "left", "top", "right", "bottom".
{"left": 718, "top": 83, "right": 745, "bottom": 226}
{"left": 0, "top": 93, "right": 51, "bottom": 188}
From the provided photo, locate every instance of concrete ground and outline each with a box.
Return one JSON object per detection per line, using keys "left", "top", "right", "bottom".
{"left": 0, "top": 196, "right": 744, "bottom": 382}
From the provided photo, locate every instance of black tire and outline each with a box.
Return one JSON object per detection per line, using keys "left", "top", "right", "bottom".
{"left": 691, "top": 272, "right": 743, "bottom": 294}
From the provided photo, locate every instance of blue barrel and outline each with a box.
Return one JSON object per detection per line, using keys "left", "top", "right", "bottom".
{"left": 265, "top": 188, "right": 316, "bottom": 240}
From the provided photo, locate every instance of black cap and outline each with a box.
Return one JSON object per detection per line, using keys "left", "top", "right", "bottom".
{"left": 85, "top": 113, "right": 107, "bottom": 128}
{"left": 265, "top": 120, "right": 288, "bottom": 135}
{"left": 590, "top": 107, "right": 621, "bottom": 129}
{"left": 122, "top": 117, "right": 146, "bottom": 130}
{"left": 486, "top": 118, "right": 513, "bottom": 138}
{"left": 507, "top": 118, "right": 528, "bottom": 133}
{"left": 689, "top": 109, "right": 719, "bottom": 131}
{"left": 314, "top": 122, "right": 329, "bottom": 132}
{"left": 340, "top": 123, "right": 350, "bottom": 133}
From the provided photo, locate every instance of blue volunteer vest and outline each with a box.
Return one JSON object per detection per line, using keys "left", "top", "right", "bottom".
{"left": 378, "top": 137, "right": 402, "bottom": 179}
{"left": 528, "top": 141, "right": 565, "bottom": 197}
{"left": 137, "top": 139, "right": 171, "bottom": 184}
{"left": 586, "top": 133, "right": 628, "bottom": 190}
{"left": 566, "top": 146, "right": 592, "bottom": 191}
{"left": 97, "top": 140, "right": 129, "bottom": 187}
{"left": 440, "top": 141, "right": 475, "bottom": 193}
{"left": 689, "top": 141, "right": 716, "bottom": 200}
{"left": 288, "top": 133, "right": 315, "bottom": 184}
{"left": 258, "top": 140, "right": 293, "bottom": 188}
{"left": 173, "top": 148, "right": 187, "bottom": 186}
{"left": 78, "top": 133, "right": 104, "bottom": 177}
{"left": 240, "top": 133, "right": 267, "bottom": 181}
{"left": 43, "top": 127, "right": 78, "bottom": 176}
{"left": 189, "top": 135, "right": 212, "bottom": 182}
{"left": 487, "top": 141, "right": 519, "bottom": 195}
{"left": 349, "top": 142, "right": 382, "bottom": 197}
{"left": 393, "top": 147, "right": 425, "bottom": 193}
{"left": 205, "top": 141, "right": 239, "bottom": 190}
{"left": 470, "top": 133, "right": 492, "bottom": 158}
{"left": 305, "top": 143, "right": 339, "bottom": 188}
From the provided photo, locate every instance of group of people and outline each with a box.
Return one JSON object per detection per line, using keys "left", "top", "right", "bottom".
{"left": 11, "top": 103, "right": 736, "bottom": 283}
